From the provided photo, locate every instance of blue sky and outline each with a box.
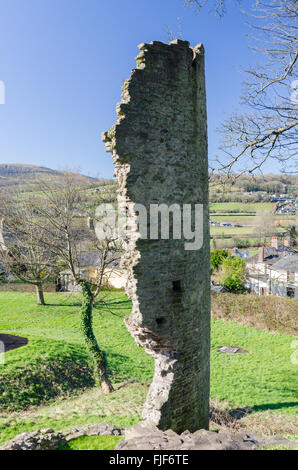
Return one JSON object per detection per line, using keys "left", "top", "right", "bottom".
{"left": 0, "top": 0, "right": 273, "bottom": 178}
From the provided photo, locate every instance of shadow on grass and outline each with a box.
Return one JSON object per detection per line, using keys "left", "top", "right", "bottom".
{"left": 46, "top": 299, "right": 131, "bottom": 309}
{"left": 106, "top": 350, "right": 152, "bottom": 384}
{"left": 210, "top": 401, "right": 298, "bottom": 429}
{"left": 100, "top": 299, "right": 131, "bottom": 307}
{"left": 93, "top": 299, "right": 131, "bottom": 315}
{"left": 45, "top": 303, "right": 81, "bottom": 307}
{"left": 116, "top": 379, "right": 142, "bottom": 391}
{"left": 251, "top": 402, "right": 298, "bottom": 412}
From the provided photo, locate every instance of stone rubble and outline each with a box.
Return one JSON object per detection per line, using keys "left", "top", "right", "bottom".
{"left": 1, "top": 422, "right": 296, "bottom": 450}
{"left": 116, "top": 423, "right": 298, "bottom": 451}
{"left": 0, "top": 424, "right": 124, "bottom": 451}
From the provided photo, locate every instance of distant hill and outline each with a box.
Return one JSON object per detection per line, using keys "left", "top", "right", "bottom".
{"left": 210, "top": 172, "right": 298, "bottom": 203}
{"left": 0, "top": 164, "right": 112, "bottom": 192}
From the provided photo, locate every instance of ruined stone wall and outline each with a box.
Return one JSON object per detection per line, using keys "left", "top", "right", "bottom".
{"left": 102, "top": 40, "right": 210, "bottom": 433}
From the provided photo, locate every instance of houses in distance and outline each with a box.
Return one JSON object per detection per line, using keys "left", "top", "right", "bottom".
{"left": 245, "top": 237, "right": 298, "bottom": 298}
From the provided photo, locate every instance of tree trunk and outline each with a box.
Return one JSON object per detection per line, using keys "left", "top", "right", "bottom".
{"left": 36, "top": 283, "right": 45, "bottom": 305}
{"left": 79, "top": 280, "right": 114, "bottom": 394}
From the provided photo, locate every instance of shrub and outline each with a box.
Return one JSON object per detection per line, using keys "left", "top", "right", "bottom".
{"left": 210, "top": 249, "right": 230, "bottom": 272}
{"left": 211, "top": 292, "right": 298, "bottom": 335}
{"left": 219, "top": 256, "right": 247, "bottom": 293}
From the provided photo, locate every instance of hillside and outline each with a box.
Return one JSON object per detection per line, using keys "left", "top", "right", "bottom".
{"left": 0, "top": 164, "right": 111, "bottom": 192}
{"left": 210, "top": 173, "right": 298, "bottom": 203}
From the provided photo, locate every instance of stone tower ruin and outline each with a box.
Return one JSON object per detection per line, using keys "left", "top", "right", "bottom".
{"left": 102, "top": 40, "right": 210, "bottom": 433}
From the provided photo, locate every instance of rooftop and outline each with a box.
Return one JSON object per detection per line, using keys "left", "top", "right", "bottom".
{"left": 246, "top": 245, "right": 296, "bottom": 265}
{"left": 270, "top": 255, "right": 298, "bottom": 273}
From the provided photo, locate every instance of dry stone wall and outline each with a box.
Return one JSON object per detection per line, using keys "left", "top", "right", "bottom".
{"left": 102, "top": 40, "right": 210, "bottom": 433}
{"left": 0, "top": 425, "right": 124, "bottom": 451}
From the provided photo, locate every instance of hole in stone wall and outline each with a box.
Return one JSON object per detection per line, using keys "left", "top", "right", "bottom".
{"left": 156, "top": 318, "right": 166, "bottom": 326}
{"left": 172, "top": 280, "right": 182, "bottom": 292}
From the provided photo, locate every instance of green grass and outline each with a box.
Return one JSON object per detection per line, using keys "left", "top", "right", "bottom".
{"left": 0, "top": 291, "right": 297, "bottom": 446}
{"left": 211, "top": 237, "right": 279, "bottom": 249}
{"left": 211, "top": 213, "right": 296, "bottom": 226}
{"left": 58, "top": 435, "right": 123, "bottom": 450}
{"left": 210, "top": 319, "right": 297, "bottom": 414}
{"left": 260, "top": 444, "right": 294, "bottom": 450}
{"left": 211, "top": 226, "right": 285, "bottom": 237}
{"left": 210, "top": 202, "right": 274, "bottom": 214}
{"left": 211, "top": 215, "right": 257, "bottom": 224}
{"left": 0, "top": 292, "right": 154, "bottom": 411}
{"left": 0, "top": 382, "right": 147, "bottom": 445}
{"left": 0, "top": 337, "right": 94, "bottom": 410}
{"left": 211, "top": 226, "right": 256, "bottom": 236}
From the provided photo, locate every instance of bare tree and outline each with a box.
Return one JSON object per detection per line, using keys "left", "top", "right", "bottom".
{"left": 184, "top": 0, "right": 230, "bottom": 17}
{"left": 0, "top": 192, "right": 56, "bottom": 305}
{"left": 32, "top": 176, "right": 122, "bottom": 394}
{"left": 185, "top": 0, "right": 298, "bottom": 176}
{"left": 254, "top": 209, "right": 276, "bottom": 244}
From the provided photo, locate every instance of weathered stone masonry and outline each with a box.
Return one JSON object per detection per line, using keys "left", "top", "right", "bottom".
{"left": 102, "top": 40, "right": 210, "bottom": 433}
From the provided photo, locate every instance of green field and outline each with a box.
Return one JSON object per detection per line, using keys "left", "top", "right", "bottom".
{"left": 210, "top": 202, "right": 274, "bottom": 214}
{"left": 0, "top": 291, "right": 297, "bottom": 447}
{"left": 210, "top": 226, "right": 285, "bottom": 237}
{"left": 211, "top": 215, "right": 257, "bottom": 225}
{"left": 209, "top": 200, "right": 295, "bottom": 250}
{"left": 211, "top": 226, "right": 256, "bottom": 236}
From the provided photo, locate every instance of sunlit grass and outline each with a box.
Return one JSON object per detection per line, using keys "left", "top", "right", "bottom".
{"left": 0, "top": 291, "right": 297, "bottom": 446}
{"left": 58, "top": 434, "right": 123, "bottom": 450}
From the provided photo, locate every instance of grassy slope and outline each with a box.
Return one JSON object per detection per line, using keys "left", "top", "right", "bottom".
{"left": 0, "top": 291, "right": 297, "bottom": 445}
{"left": 0, "top": 292, "right": 153, "bottom": 408}
{"left": 0, "top": 382, "right": 148, "bottom": 445}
